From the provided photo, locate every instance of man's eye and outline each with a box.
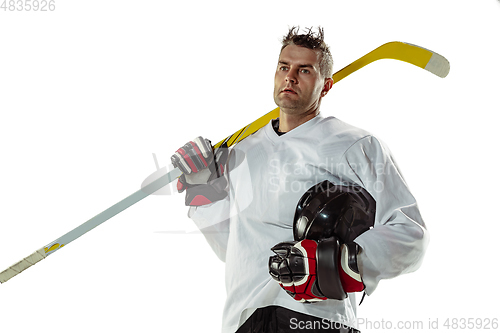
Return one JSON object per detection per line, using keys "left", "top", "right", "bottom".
{"left": 301, "top": 69, "right": 310, "bottom": 74}
{"left": 279, "top": 66, "right": 288, "bottom": 71}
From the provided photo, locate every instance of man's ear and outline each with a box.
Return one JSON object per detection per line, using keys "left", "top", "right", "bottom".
{"left": 321, "top": 77, "right": 334, "bottom": 97}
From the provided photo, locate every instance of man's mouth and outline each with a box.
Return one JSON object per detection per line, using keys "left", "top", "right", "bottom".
{"left": 281, "top": 88, "right": 297, "bottom": 95}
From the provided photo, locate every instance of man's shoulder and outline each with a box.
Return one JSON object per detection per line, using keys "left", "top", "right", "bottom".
{"left": 315, "top": 115, "right": 372, "bottom": 143}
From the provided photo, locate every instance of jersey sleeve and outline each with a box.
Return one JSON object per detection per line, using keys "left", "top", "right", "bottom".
{"left": 188, "top": 199, "right": 231, "bottom": 262}
{"left": 338, "top": 135, "right": 429, "bottom": 295}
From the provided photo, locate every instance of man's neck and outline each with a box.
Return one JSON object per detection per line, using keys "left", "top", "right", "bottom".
{"left": 278, "top": 108, "right": 319, "bottom": 132}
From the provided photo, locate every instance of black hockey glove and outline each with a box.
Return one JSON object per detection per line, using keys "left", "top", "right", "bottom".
{"left": 268, "top": 239, "right": 328, "bottom": 303}
{"left": 171, "top": 136, "right": 228, "bottom": 206}
{"left": 269, "top": 237, "right": 364, "bottom": 302}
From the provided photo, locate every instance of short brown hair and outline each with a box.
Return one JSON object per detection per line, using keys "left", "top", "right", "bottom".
{"left": 280, "top": 26, "right": 333, "bottom": 79}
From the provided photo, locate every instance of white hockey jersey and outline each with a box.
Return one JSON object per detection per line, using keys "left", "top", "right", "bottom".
{"left": 189, "top": 114, "right": 429, "bottom": 333}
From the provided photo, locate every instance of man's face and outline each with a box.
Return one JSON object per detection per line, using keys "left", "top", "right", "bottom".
{"left": 273, "top": 44, "right": 330, "bottom": 115}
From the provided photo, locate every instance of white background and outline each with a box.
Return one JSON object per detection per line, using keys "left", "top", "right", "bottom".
{"left": 1, "top": 1, "right": 499, "bottom": 332}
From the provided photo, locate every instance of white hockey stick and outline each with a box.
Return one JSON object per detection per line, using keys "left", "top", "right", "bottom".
{"left": 0, "top": 41, "right": 449, "bottom": 284}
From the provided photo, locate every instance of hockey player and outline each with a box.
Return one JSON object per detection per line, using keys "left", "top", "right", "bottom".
{"left": 171, "top": 27, "right": 429, "bottom": 333}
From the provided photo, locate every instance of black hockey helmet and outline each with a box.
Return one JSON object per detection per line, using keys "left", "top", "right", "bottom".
{"left": 293, "top": 180, "right": 376, "bottom": 243}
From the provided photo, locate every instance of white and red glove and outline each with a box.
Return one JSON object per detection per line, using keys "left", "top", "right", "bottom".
{"left": 171, "top": 136, "right": 227, "bottom": 206}
{"left": 269, "top": 237, "right": 364, "bottom": 303}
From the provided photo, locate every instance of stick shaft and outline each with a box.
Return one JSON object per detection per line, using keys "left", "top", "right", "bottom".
{"left": 46, "top": 167, "right": 182, "bottom": 256}
{"left": 0, "top": 168, "right": 182, "bottom": 283}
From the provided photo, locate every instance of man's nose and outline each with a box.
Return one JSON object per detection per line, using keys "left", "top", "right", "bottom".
{"left": 285, "top": 71, "right": 297, "bottom": 83}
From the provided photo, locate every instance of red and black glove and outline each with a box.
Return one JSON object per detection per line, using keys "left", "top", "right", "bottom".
{"left": 269, "top": 237, "right": 364, "bottom": 303}
{"left": 269, "top": 239, "right": 327, "bottom": 303}
{"left": 171, "top": 136, "right": 228, "bottom": 206}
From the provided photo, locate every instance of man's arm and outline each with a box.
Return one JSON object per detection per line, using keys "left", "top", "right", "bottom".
{"left": 171, "top": 136, "right": 232, "bottom": 262}
{"left": 339, "top": 135, "right": 429, "bottom": 295}
{"left": 188, "top": 201, "right": 231, "bottom": 262}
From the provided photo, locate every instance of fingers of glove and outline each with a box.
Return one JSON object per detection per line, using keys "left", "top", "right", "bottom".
{"left": 269, "top": 239, "right": 321, "bottom": 288}
{"left": 268, "top": 255, "right": 295, "bottom": 283}
{"left": 171, "top": 148, "right": 195, "bottom": 174}
{"left": 282, "top": 277, "right": 308, "bottom": 296}
{"left": 270, "top": 241, "right": 297, "bottom": 257}
{"left": 269, "top": 254, "right": 307, "bottom": 284}
{"left": 193, "top": 136, "right": 213, "bottom": 159}
{"left": 179, "top": 143, "right": 207, "bottom": 173}
{"left": 268, "top": 255, "right": 285, "bottom": 281}
{"left": 279, "top": 277, "right": 327, "bottom": 303}
{"left": 269, "top": 239, "right": 327, "bottom": 303}
{"left": 171, "top": 138, "right": 213, "bottom": 174}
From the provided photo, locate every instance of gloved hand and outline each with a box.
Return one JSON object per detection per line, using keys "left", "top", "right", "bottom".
{"left": 268, "top": 239, "right": 327, "bottom": 303}
{"left": 171, "top": 136, "right": 228, "bottom": 206}
{"left": 269, "top": 237, "right": 364, "bottom": 303}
